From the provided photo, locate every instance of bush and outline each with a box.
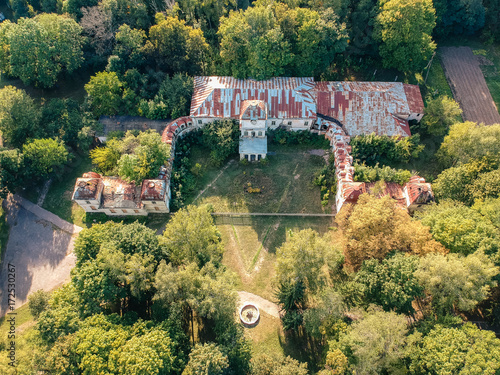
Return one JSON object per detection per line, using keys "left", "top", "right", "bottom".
{"left": 267, "top": 128, "right": 330, "bottom": 148}
{"left": 28, "top": 290, "right": 50, "bottom": 319}
{"left": 350, "top": 133, "right": 424, "bottom": 166}
{"left": 354, "top": 163, "right": 412, "bottom": 185}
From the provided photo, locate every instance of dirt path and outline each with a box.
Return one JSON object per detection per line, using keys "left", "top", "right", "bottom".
{"left": 193, "top": 159, "right": 235, "bottom": 203}
{"left": 237, "top": 291, "right": 280, "bottom": 318}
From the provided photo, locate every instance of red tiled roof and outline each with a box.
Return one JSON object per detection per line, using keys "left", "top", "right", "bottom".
{"left": 161, "top": 116, "right": 193, "bottom": 144}
{"left": 406, "top": 179, "right": 434, "bottom": 206}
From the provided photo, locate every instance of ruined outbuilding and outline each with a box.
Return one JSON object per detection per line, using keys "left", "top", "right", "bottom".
{"left": 73, "top": 76, "right": 431, "bottom": 216}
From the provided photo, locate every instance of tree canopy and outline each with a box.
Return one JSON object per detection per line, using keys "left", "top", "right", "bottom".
{"left": 0, "top": 14, "right": 84, "bottom": 87}
{"left": 375, "top": 0, "right": 436, "bottom": 73}
{"left": 415, "top": 252, "right": 499, "bottom": 314}
{"left": 336, "top": 194, "right": 446, "bottom": 270}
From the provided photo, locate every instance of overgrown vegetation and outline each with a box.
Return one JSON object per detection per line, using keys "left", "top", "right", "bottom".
{"left": 90, "top": 129, "right": 170, "bottom": 183}
{"left": 350, "top": 133, "right": 424, "bottom": 167}
{"left": 353, "top": 163, "right": 412, "bottom": 184}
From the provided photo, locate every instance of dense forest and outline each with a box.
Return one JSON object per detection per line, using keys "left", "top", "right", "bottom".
{"left": 1, "top": 0, "right": 500, "bottom": 374}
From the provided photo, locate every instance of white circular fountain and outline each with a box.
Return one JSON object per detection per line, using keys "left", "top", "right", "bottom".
{"left": 239, "top": 303, "right": 260, "bottom": 327}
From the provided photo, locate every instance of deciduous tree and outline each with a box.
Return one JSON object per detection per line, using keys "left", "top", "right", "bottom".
{"left": 354, "top": 253, "right": 424, "bottom": 315}
{"left": 415, "top": 252, "right": 499, "bottom": 314}
{"left": 408, "top": 323, "right": 500, "bottom": 374}
{"left": 85, "top": 71, "right": 123, "bottom": 116}
{"left": 149, "top": 15, "right": 209, "bottom": 74}
{"left": 0, "top": 86, "right": 41, "bottom": 148}
{"left": 438, "top": 122, "right": 500, "bottom": 166}
{"left": 184, "top": 343, "right": 229, "bottom": 375}
{"left": 2, "top": 14, "right": 84, "bottom": 88}
{"left": 22, "top": 139, "right": 68, "bottom": 180}
{"left": 161, "top": 204, "right": 224, "bottom": 268}
{"left": 338, "top": 309, "right": 409, "bottom": 375}
{"left": 336, "top": 194, "right": 446, "bottom": 270}
{"left": 375, "top": 0, "right": 436, "bottom": 73}
{"left": 251, "top": 353, "right": 308, "bottom": 375}
{"left": 0, "top": 149, "right": 24, "bottom": 198}
{"left": 416, "top": 200, "right": 500, "bottom": 259}
{"left": 422, "top": 95, "right": 462, "bottom": 136}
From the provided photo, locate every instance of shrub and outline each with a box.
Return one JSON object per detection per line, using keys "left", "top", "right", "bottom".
{"left": 350, "top": 133, "right": 424, "bottom": 166}
{"left": 28, "top": 290, "right": 50, "bottom": 319}
{"left": 353, "top": 163, "right": 412, "bottom": 185}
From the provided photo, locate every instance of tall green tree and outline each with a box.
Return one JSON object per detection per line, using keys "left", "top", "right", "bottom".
{"left": 161, "top": 205, "right": 224, "bottom": 268}
{"left": 337, "top": 309, "right": 409, "bottom": 375}
{"left": 433, "top": 0, "right": 485, "bottom": 37}
{"left": 251, "top": 353, "right": 308, "bottom": 375}
{"left": 275, "top": 229, "right": 343, "bottom": 294}
{"left": 184, "top": 343, "right": 229, "bottom": 375}
{"left": 349, "top": 0, "right": 378, "bottom": 56}
{"left": 201, "top": 119, "right": 239, "bottom": 166}
{"left": 0, "top": 86, "right": 41, "bottom": 148}
{"left": 438, "top": 122, "right": 500, "bottom": 166}
{"left": 1, "top": 14, "right": 84, "bottom": 88}
{"left": 422, "top": 95, "right": 462, "bottom": 136}
{"left": 354, "top": 253, "right": 424, "bottom": 316}
{"left": 85, "top": 71, "right": 123, "bottom": 116}
{"left": 111, "top": 24, "right": 147, "bottom": 72}
{"left": 0, "top": 149, "right": 24, "bottom": 198}
{"left": 375, "top": 0, "right": 436, "bottom": 73}
{"left": 415, "top": 252, "right": 499, "bottom": 314}
{"left": 408, "top": 323, "right": 500, "bottom": 374}
{"left": 149, "top": 15, "right": 209, "bottom": 75}
{"left": 432, "top": 156, "right": 499, "bottom": 205}
{"left": 416, "top": 200, "right": 500, "bottom": 259}
{"left": 22, "top": 139, "right": 69, "bottom": 180}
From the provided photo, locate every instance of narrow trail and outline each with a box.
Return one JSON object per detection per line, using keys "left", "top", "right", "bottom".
{"left": 193, "top": 159, "right": 235, "bottom": 203}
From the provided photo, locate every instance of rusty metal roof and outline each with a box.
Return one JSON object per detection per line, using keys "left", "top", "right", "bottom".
{"left": 314, "top": 81, "right": 420, "bottom": 137}
{"left": 190, "top": 76, "right": 317, "bottom": 119}
{"left": 141, "top": 179, "right": 166, "bottom": 201}
{"left": 72, "top": 177, "right": 103, "bottom": 200}
{"left": 403, "top": 84, "right": 425, "bottom": 114}
{"left": 101, "top": 177, "right": 142, "bottom": 209}
{"left": 240, "top": 100, "right": 267, "bottom": 120}
{"left": 191, "top": 77, "right": 424, "bottom": 138}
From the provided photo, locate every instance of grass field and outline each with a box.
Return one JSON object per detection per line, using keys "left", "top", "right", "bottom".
{"left": 219, "top": 216, "right": 334, "bottom": 300}
{"left": 41, "top": 153, "right": 92, "bottom": 228}
{"left": 194, "top": 152, "right": 328, "bottom": 214}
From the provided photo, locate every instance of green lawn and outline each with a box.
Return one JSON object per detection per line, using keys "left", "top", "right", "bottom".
{"left": 419, "top": 52, "right": 454, "bottom": 101}
{"left": 0, "top": 304, "right": 34, "bottom": 341}
{"left": 219, "top": 216, "right": 333, "bottom": 300}
{"left": 42, "top": 153, "right": 93, "bottom": 228}
{"left": 194, "top": 151, "right": 328, "bottom": 214}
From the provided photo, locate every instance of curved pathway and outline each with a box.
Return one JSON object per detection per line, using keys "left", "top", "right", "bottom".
{"left": 0, "top": 195, "right": 81, "bottom": 317}
{"left": 237, "top": 291, "right": 280, "bottom": 318}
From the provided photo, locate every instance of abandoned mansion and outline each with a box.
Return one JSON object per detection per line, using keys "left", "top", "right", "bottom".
{"left": 72, "top": 76, "right": 433, "bottom": 215}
